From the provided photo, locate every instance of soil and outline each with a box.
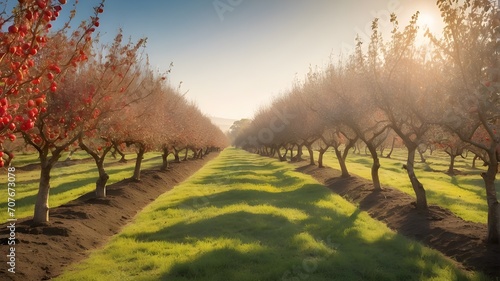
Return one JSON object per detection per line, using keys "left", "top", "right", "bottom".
{"left": 0, "top": 153, "right": 218, "bottom": 281}
{"left": 294, "top": 162, "right": 500, "bottom": 279}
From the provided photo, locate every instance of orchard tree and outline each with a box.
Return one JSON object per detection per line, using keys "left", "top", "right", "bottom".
{"left": 234, "top": 106, "right": 271, "bottom": 156}
{"left": 228, "top": 118, "right": 250, "bottom": 144}
{"left": 165, "top": 97, "right": 191, "bottom": 163}
{"left": 363, "top": 15, "right": 437, "bottom": 209}
{"left": 380, "top": 132, "right": 401, "bottom": 158}
{"left": 315, "top": 125, "right": 357, "bottom": 176}
{"left": 429, "top": 126, "right": 469, "bottom": 175}
{"left": 108, "top": 65, "right": 167, "bottom": 182}
{"left": 428, "top": 0, "right": 500, "bottom": 243}
{"left": 0, "top": 0, "right": 101, "bottom": 167}
{"left": 287, "top": 81, "right": 324, "bottom": 165}
{"left": 260, "top": 94, "right": 300, "bottom": 161}
{"left": 157, "top": 88, "right": 187, "bottom": 170}
{"left": 77, "top": 31, "right": 149, "bottom": 197}
{"left": 319, "top": 54, "right": 389, "bottom": 190}
{"left": 306, "top": 65, "right": 357, "bottom": 176}
{"left": 6, "top": 1, "right": 104, "bottom": 224}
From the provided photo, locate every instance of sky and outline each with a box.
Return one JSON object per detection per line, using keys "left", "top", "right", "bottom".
{"left": 60, "top": 0, "right": 443, "bottom": 120}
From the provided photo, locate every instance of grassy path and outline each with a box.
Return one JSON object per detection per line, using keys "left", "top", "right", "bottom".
{"left": 56, "top": 148, "right": 488, "bottom": 281}
{"left": 320, "top": 149, "right": 500, "bottom": 224}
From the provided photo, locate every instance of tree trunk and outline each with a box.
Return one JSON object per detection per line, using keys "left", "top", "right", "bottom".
{"left": 65, "top": 148, "right": 78, "bottom": 161}
{"left": 276, "top": 147, "right": 284, "bottom": 161}
{"left": 484, "top": 150, "right": 499, "bottom": 244}
{"left": 447, "top": 154, "right": 456, "bottom": 175}
{"left": 386, "top": 137, "right": 396, "bottom": 158}
{"left": 119, "top": 154, "right": 127, "bottom": 163}
{"left": 334, "top": 146, "right": 350, "bottom": 177}
{"left": 418, "top": 148, "right": 426, "bottom": 163}
{"left": 173, "top": 148, "right": 181, "bottom": 163}
{"left": 342, "top": 140, "right": 356, "bottom": 161}
{"left": 318, "top": 147, "right": 328, "bottom": 168}
{"left": 280, "top": 147, "right": 288, "bottom": 162}
{"left": 290, "top": 145, "right": 294, "bottom": 160}
{"left": 406, "top": 146, "right": 427, "bottom": 209}
{"left": 111, "top": 148, "right": 117, "bottom": 159}
{"left": 367, "top": 144, "right": 382, "bottom": 191}
{"left": 29, "top": 132, "right": 78, "bottom": 224}
{"left": 472, "top": 155, "right": 478, "bottom": 168}
{"left": 33, "top": 162, "right": 53, "bottom": 224}
{"left": 161, "top": 147, "right": 169, "bottom": 171}
{"left": 296, "top": 144, "right": 303, "bottom": 161}
{"left": 306, "top": 144, "right": 315, "bottom": 165}
{"left": 80, "top": 142, "right": 112, "bottom": 198}
{"left": 113, "top": 144, "right": 127, "bottom": 163}
{"left": 95, "top": 161, "right": 109, "bottom": 198}
{"left": 183, "top": 147, "right": 189, "bottom": 161}
{"left": 132, "top": 144, "right": 145, "bottom": 181}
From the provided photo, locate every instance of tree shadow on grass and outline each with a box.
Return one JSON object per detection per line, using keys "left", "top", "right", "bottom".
{"left": 1, "top": 162, "right": 153, "bottom": 223}
{"left": 0, "top": 176, "right": 98, "bottom": 214}
{"left": 351, "top": 157, "right": 373, "bottom": 166}
{"left": 162, "top": 247, "right": 284, "bottom": 281}
{"left": 154, "top": 183, "right": 326, "bottom": 215}
{"left": 451, "top": 176, "right": 500, "bottom": 193}
{"left": 121, "top": 151, "right": 487, "bottom": 280}
{"left": 424, "top": 188, "right": 488, "bottom": 216}
{"left": 450, "top": 176, "right": 489, "bottom": 200}
{"left": 381, "top": 164, "right": 406, "bottom": 174}
{"left": 193, "top": 175, "right": 270, "bottom": 187}
{"left": 128, "top": 211, "right": 297, "bottom": 246}
{"left": 210, "top": 161, "right": 282, "bottom": 173}
{"left": 137, "top": 203, "right": 468, "bottom": 281}
{"left": 18, "top": 156, "right": 144, "bottom": 187}
{"left": 192, "top": 169, "right": 301, "bottom": 189}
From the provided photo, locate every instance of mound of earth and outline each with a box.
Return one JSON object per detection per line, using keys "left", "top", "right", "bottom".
{"left": 0, "top": 153, "right": 218, "bottom": 281}
{"left": 295, "top": 163, "right": 500, "bottom": 279}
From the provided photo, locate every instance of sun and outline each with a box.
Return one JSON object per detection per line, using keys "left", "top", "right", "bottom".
{"left": 413, "top": 10, "right": 443, "bottom": 45}
{"left": 418, "top": 12, "right": 436, "bottom": 30}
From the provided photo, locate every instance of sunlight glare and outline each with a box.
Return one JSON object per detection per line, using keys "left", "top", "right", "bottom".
{"left": 419, "top": 12, "right": 435, "bottom": 30}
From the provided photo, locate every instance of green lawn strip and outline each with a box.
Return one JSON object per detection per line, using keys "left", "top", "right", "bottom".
{"left": 0, "top": 151, "right": 171, "bottom": 222}
{"left": 320, "top": 149, "right": 499, "bottom": 224}
{"left": 56, "top": 148, "right": 487, "bottom": 281}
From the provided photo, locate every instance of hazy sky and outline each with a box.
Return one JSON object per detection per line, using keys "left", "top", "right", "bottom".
{"left": 68, "top": 0, "right": 442, "bottom": 120}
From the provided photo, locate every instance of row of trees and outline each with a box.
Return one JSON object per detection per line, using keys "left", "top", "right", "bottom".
{"left": 234, "top": 0, "right": 500, "bottom": 244}
{"left": 0, "top": 0, "right": 227, "bottom": 224}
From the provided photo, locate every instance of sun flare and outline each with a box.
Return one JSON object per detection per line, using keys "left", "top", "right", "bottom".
{"left": 418, "top": 12, "right": 436, "bottom": 29}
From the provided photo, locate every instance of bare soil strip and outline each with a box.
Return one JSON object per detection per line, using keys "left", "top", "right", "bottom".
{"left": 294, "top": 162, "right": 500, "bottom": 279}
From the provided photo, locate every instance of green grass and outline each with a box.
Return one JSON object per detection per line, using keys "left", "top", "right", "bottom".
{"left": 56, "top": 148, "right": 488, "bottom": 281}
{"left": 320, "top": 149, "right": 500, "bottom": 224}
{"left": 0, "top": 150, "right": 173, "bottom": 222}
